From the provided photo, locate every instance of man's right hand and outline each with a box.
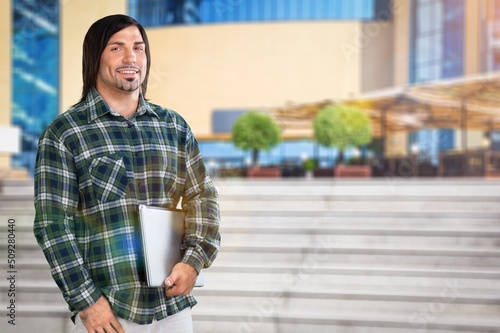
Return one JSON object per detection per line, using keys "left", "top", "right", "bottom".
{"left": 78, "top": 295, "right": 125, "bottom": 333}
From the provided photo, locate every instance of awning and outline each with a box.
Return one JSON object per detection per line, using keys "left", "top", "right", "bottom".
{"left": 343, "top": 71, "right": 500, "bottom": 138}
{"left": 269, "top": 72, "right": 500, "bottom": 146}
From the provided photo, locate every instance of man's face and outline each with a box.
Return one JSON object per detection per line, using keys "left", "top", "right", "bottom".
{"left": 97, "top": 26, "right": 147, "bottom": 94}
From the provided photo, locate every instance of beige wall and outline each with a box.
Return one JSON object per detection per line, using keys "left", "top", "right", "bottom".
{"left": 0, "top": 0, "right": 12, "bottom": 168}
{"left": 60, "top": 0, "right": 127, "bottom": 112}
{"left": 360, "top": 21, "right": 394, "bottom": 93}
{"left": 393, "top": 0, "right": 411, "bottom": 86}
{"left": 465, "top": 0, "right": 481, "bottom": 75}
{"left": 146, "top": 21, "right": 365, "bottom": 136}
{"left": 43, "top": 1, "right": 493, "bottom": 159}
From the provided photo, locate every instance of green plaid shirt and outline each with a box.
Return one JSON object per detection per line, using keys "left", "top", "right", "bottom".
{"left": 34, "top": 88, "right": 220, "bottom": 324}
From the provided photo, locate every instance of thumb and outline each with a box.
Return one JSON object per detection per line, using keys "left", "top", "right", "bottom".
{"left": 164, "top": 276, "right": 175, "bottom": 288}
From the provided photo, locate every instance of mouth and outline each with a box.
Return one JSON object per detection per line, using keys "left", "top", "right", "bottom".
{"left": 116, "top": 67, "right": 140, "bottom": 78}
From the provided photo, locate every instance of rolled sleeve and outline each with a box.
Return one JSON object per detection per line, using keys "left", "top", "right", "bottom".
{"left": 180, "top": 130, "right": 221, "bottom": 273}
{"left": 34, "top": 128, "right": 101, "bottom": 312}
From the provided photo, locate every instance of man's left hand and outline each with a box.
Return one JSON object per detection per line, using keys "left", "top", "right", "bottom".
{"left": 164, "top": 262, "right": 198, "bottom": 296}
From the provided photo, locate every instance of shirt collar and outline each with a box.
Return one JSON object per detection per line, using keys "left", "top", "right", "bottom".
{"left": 85, "top": 88, "right": 159, "bottom": 123}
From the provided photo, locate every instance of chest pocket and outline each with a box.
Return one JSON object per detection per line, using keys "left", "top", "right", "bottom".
{"left": 89, "top": 154, "right": 129, "bottom": 203}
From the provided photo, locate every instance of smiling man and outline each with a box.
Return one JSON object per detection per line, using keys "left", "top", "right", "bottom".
{"left": 33, "top": 14, "right": 221, "bottom": 333}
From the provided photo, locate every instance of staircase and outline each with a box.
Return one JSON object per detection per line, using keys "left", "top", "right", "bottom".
{"left": 0, "top": 178, "right": 499, "bottom": 333}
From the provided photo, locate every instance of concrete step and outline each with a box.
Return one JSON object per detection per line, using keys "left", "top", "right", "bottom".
{"left": 0, "top": 179, "right": 34, "bottom": 196}
{"left": 215, "top": 179, "right": 500, "bottom": 196}
{"left": 4, "top": 228, "right": 500, "bottom": 250}
{"left": 192, "top": 291, "right": 500, "bottom": 319}
{"left": 191, "top": 308, "right": 500, "bottom": 333}
{"left": 2, "top": 282, "right": 498, "bottom": 329}
{"left": 3, "top": 242, "right": 499, "bottom": 271}
{"left": 0, "top": 303, "right": 498, "bottom": 333}
{"left": 4, "top": 259, "right": 499, "bottom": 284}
{"left": 5, "top": 221, "right": 500, "bottom": 237}
{"left": 1, "top": 178, "right": 498, "bottom": 333}
{"left": 219, "top": 199, "right": 500, "bottom": 213}
{"left": 214, "top": 248, "right": 500, "bottom": 271}
{"left": 219, "top": 232, "right": 500, "bottom": 249}
{"left": 221, "top": 209, "right": 500, "bottom": 220}
{"left": 3, "top": 269, "right": 499, "bottom": 303}
{"left": 219, "top": 215, "right": 500, "bottom": 230}
{"left": 0, "top": 307, "right": 74, "bottom": 333}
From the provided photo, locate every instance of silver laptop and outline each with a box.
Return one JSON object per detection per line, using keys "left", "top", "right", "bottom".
{"left": 139, "top": 204, "right": 204, "bottom": 287}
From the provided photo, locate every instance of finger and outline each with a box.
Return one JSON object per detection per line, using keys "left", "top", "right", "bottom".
{"left": 165, "top": 284, "right": 178, "bottom": 297}
{"left": 165, "top": 282, "right": 192, "bottom": 296}
{"left": 110, "top": 319, "right": 125, "bottom": 333}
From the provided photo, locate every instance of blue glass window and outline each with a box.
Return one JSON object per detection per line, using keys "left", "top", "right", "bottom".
{"left": 410, "top": 0, "right": 464, "bottom": 83}
{"left": 129, "top": 0, "right": 391, "bottom": 27}
{"left": 12, "top": 0, "right": 59, "bottom": 174}
{"left": 409, "top": 0, "right": 463, "bottom": 161}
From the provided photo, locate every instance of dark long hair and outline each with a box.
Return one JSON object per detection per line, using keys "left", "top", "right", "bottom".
{"left": 78, "top": 14, "right": 151, "bottom": 103}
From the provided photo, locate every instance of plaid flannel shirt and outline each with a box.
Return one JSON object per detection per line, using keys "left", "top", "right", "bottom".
{"left": 34, "top": 88, "right": 221, "bottom": 324}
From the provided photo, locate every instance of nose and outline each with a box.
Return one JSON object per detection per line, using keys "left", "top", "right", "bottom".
{"left": 123, "top": 48, "right": 136, "bottom": 64}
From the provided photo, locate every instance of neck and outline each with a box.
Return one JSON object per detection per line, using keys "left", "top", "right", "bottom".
{"left": 96, "top": 83, "right": 141, "bottom": 119}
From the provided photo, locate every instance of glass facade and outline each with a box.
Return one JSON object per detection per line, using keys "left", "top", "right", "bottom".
{"left": 409, "top": 0, "right": 464, "bottom": 164}
{"left": 483, "top": 0, "right": 500, "bottom": 71}
{"left": 128, "top": 0, "right": 390, "bottom": 167}
{"left": 199, "top": 139, "right": 361, "bottom": 173}
{"left": 129, "top": 0, "right": 391, "bottom": 27}
{"left": 410, "top": 0, "right": 464, "bottom": 83}
{"left": 483, "top": 0, "right": 500, "bottom": 150}
{"left": 12, "top": 0, "right": 59, "bottom": 174}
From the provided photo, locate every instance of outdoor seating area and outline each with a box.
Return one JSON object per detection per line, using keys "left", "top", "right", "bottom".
{"left": 210, "top": 72, "right": 500, "bottom": 180}
{"left": 214, "top": 149, "right": 500, "bottom": 179}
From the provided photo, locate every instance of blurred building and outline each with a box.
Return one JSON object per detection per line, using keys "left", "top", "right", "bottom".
{"left": 0, "top": 0, "right": 498, "bottom": 175}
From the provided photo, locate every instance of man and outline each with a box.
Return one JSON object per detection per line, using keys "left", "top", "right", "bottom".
{"left": 34, "top": 14, "right": 220, "bottom": 333}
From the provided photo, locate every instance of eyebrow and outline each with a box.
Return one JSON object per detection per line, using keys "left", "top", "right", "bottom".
{"left": 106, "top": 41, "right": 145, "bottom": 46}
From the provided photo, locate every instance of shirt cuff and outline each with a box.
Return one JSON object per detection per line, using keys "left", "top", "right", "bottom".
{"left": 182, "top": 247, "right": 205, "bottom": 274}
{"left": 63, "top": 280, "right": 102, "bottom": 312}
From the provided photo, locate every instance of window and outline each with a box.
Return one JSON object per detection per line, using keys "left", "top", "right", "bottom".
{"left": 409, "top": 0, "right": 464, "bottom": 162}
{"left": 129, "top": 0, "right": 391, "bottom": 27}
{"left": 12, "top": 0, "right": 59, "bottom": 174}
{"left": 411, "top": 0, "right": 464, "bottom": 83}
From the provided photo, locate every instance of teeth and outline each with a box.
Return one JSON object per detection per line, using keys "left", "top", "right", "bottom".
{"left": 119, "top": 71, "right": 137, "bottom": 74}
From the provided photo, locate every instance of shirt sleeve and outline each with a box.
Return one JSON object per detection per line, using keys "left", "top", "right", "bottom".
{"left": 180, "top": 127, "right": 221, "bottom": 273}
{"left": 33, "top": 127, "right": 102, "bottom": 313}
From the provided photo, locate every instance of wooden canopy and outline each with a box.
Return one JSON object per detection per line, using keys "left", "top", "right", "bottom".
{"left": 271, "top": 72, "right": 500, "bottom": 144}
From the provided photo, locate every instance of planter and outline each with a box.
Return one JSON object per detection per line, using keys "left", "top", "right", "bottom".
{"left": 313, "top": 167, "right": 335, "bottom": 178}
{"left": 334, "top": 165, "right": 371, "bottom": 178}
{"left": 247, "top": 167, "right": 281, "bottom": 178}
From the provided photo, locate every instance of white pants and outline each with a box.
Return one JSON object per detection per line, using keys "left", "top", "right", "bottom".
{"left": 75, "top": 307, "right": 193, "bottom": 333}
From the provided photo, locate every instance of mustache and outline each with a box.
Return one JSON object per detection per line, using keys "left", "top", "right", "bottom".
{"left": 116, "top": 65, "right": 141, "bottom": 71}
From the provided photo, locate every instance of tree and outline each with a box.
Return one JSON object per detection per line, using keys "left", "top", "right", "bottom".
{"left": 232, "top": 111, "right": 281, "bottom": 167}
{"left": 313, "top": 105, "right": 372, "bottom": 164}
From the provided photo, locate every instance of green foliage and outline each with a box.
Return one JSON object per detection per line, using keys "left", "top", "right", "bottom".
{"left": 303, "top": 158, "right": 317, "bottom": 171}
{"left": 313, "top": 105, "right": 372, "bottom": 150}
{"left": 232, "top": 111, "right": 281, "bottom": 150}
{"left": 232, "top": 111, "right": 281, "bottom": 165}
